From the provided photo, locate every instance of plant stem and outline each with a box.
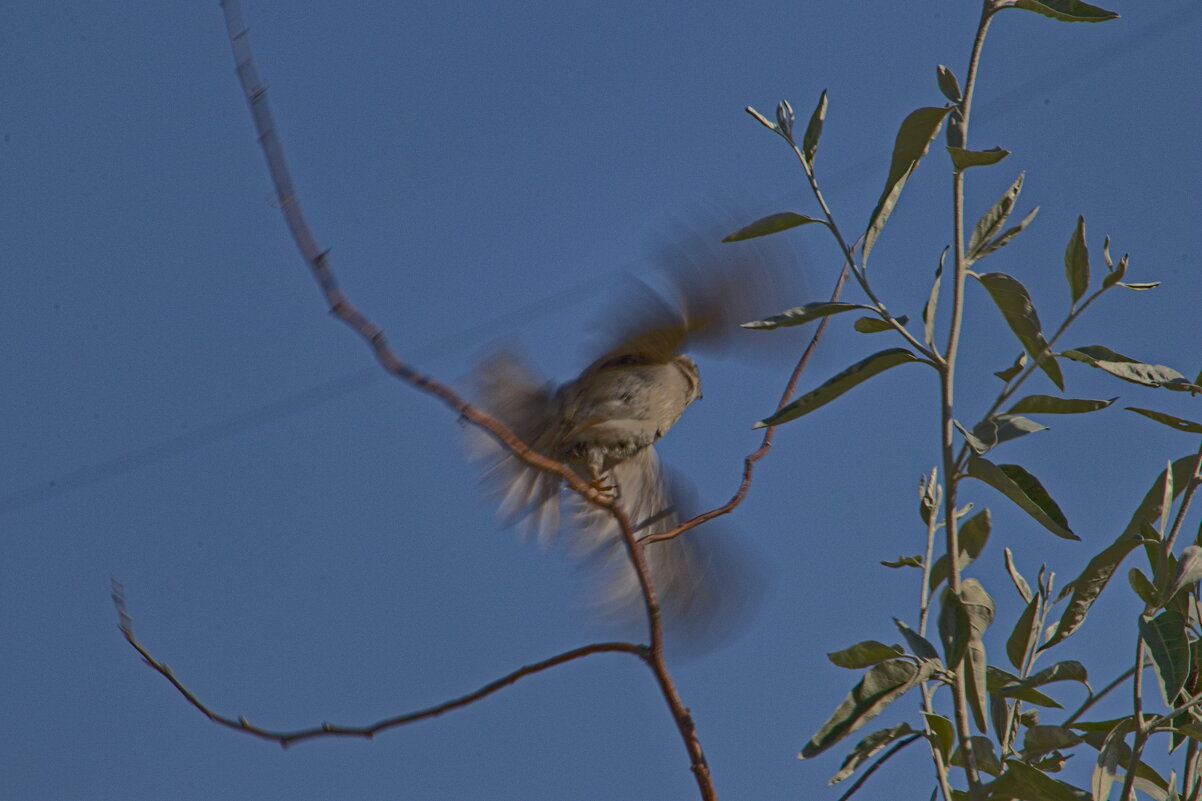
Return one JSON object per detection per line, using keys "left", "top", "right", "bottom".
{"left": 939, "top": 3, "right": 999, "bottom": 792}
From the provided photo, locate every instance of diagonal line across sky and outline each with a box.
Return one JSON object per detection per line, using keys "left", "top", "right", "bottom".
{"left": 4, "top": 2, "right": 1196, "bottom": 517}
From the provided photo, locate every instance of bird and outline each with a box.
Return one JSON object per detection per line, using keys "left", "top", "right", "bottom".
{"left": 467, "top": 221, "right": 797, "bottom": 637}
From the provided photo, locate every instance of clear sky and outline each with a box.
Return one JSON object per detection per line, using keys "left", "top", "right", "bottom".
{"left": 4, "top": 2, "right": 1201, "bottom": 799}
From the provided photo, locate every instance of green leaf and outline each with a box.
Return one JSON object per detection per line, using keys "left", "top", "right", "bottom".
{"left": 1064, "top": 216, "right": 1090, "bottom": 305}
{"left": 1062, "top": 346, "right": 1198, "bottom": 391}
{"left": 973, "top": 272, "right": 1064, "bottom": 390}
{"left": 1127, "top": 407, "right": 1202, "bottom": 435}
{"left": 881, "top": 554, "right": 924, "bottom": 569}
{"left": 723, "top": 212, "right": 824, "bottom": 242}
{"left": 936, "top": 65, "right": 961, "bottom": 103}
{"left": 799, "top": 659, "right": 934, "bottom": 759}
{"left": 968, "top": 173, "right": 1024, "bottom": 262}
{"left": 923, "top": 249, "right": 946, "bottom": 348}
{"left": 1141, "top": 610, "right": 1190, "bottom": 706}
{"left": 1007, "top": 594, "right": 1040, "bottom": 670}
{"left": 1102, "top": 251, "right": 1128, "bottom": 288}
{"left": 753, "top": 348, "right": 927, "bottom": 428}
{"left": 1092, "top": 719, "right": 1134, "bottom": 801}
{"left": 929, "top": 509, "right": 991, "bottom": 591}
{"left": 802, "top": 90, "right": 828, "bottom": 166}
{"left": 853, "top": 314, "right": 908, "bottom": 334}
{"left": 967, "top": 457, "right": 1076, "bottom": 540}
{"left": 923, "top": 713, "right": 955, "bottom": 762}
{"left": 975, "top": 206, "right": 1040, "bottom": 262}
{"left": 948, "top": 146, "right": 1010, "bottom": 170}
{"left": 1004, "top": 547, "right": 1034, "bottom": 603}
{"left": 827, "top": 722, "right": 917, "bottom": 784}
{"left": 742, "top": 301, "right": 868, "bottom": 330}
{"left": 1023, "top": 725, "right": 1083, "bottom": 756}
{"left": 1045, "top": 456, "right": 1201, "bottom": 649}
{"left": 827, "top": 640, "right": 905, "bottom": 669}
{"left": 951, "top": 736, "right": 1005, "bottom": 777}
{"left": 1025, "top": 660, "right": 1089, "bottom": 689}
{"left": 1006, "top": 394, "right": 1116, "bottom": 415}
{"left": 894, "top": 618, "right": 941, "bottom": 661}
{"left": 1011, "top": 0, "right": 1119, "bottom": 22}
{"left": 969, "top": 415, "right": 1049, "bottom": 454}
{"left": 1166, "top": 545, "right": 1202, "bottom": 604}
{"left": 863, "top": 106, "right": 952, "bottom": 266}
{"left": 994, "top": 352, "right": 1027, "bottom": 383}
{"left": 987, "top": 759, "right": 1088, "bottom": 801}
{"left": 1128, "top": 567, "right": 1160, "bottom": 608}
{"left": 1117, "top": 281, "right": 1160, "bottom": 291}
{"left": 939, "top": 588, "right": 971, "bottom": 670}
{"left": 961, "top": 579, "right": 994, "bottom": 732}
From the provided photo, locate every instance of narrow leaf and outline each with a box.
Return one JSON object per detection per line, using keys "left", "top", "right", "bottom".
{"left": 723, "top": 212, "right": 824, "bottom": 242}
{"left": 936, "top": 65, "right": 961, "bottom": 102}
{"left": 1012, "top": 0, "right": 1119, "bottom": 22}
{"left": 1092, "top": 719, "right": 1133, "bottom": 801}
{"left": 1141, "top": 610, "right": 1190, "bottom": 705}
{"left": 881, "top": 555, "right": 924, "bottom": 568}
{"left": 939, "top": 588, "right": 971, "bottom": 669}
{"left": 1166, "top": 545, "right": 1202, "bottom": 604}
{"left": 923, "top": 248, "right": 946, "bottom": 348}
{"left": 854, "top": 314, "right": 908, "bottom": 334}
{"left": 1062, "top": 346, "right": 1196, "bottom": 391}
{"left": 948, "top": 146, "right": 1010, "bottom": 170}
{"left": 802, "top": 90, "right": 828, "bottom": 166}
{"left": 1026, "top": 660, "right": 1089, "bottom": 689}
{"left": 1102, "top": 251, "right": 1128, "bottom": 289}
{"left": 970, "top": 415, "right": 1049, "bottom": 453}
{"left": 968, "top": 173, "right": 1024, "bottom": 261}
{"left": 863, "top": 106, "right": 952, "bottom": 265}
{"left": 1007, "top": 594, "right": 1040, "bottom": 670}
{"left": 827, "top": 722, "right": 917, "bottom": 784}
{"left": 1117, "top": 281, "right": 1160, "bottom": 291}
{"left": 995, "top": 352, "right": 1027, "bottom": 383}
{"left": 974, "top": 272, "right": 1064, "bottom": 390}
{"left": 799, "top": 659, "right": 934, "bottom": 759}
{"left": 990, "top": 759, "right": 1088, "bottom": 801}
{"left": 967, "top": 457, "right": 1076, "bottom": 540}
{"left": 1127, "top": 407, "right": 1202, "bottom": 435}
{"left": 827, "top": 640, "right": 905, "bottom": 669}
{"left": 961, "top": 579, "right": 995, "bottom": 732}
{"left": 1045, "top": 456, "right": 1200, "bottom": 649}
{"left": 1128, "top": 567, "right": 1160, "bottom": 608}
{"left": 975, "top": 205, "right": 1040, "bottom": 261}
{"left": 924, "top": 713, "right": 955, "bottom": 762}
{"left": 754, "top": 348, "right": 926, "bottom": 428}
{"left": 1023, "top": 725, "right": 1083, "bottom": 756}
{"left": 742, "top": 301, "right": 868, "bottom": 330}
{"left": 1005, "top": 547, "right": 1034, "bottom": 603}
{"left": 894, "top": 618, "right": 941, "bottom": 661}
{"left": 1007, "top": 395, "right": 1116, "bottom": 415}
{"left": 952, "top": 737, "right": 1005, "bottom": 777}
{"left": 1064, "top": 215, "right": 1090, "bottom": 305}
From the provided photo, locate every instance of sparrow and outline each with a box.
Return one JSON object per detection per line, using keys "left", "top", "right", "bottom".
{"left": 468, "top": 223, "right": 795, "bottom": 634}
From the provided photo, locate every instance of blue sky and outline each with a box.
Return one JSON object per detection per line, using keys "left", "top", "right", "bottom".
{"left": 4, "top": 2, "right": 1201, "bottom": 799}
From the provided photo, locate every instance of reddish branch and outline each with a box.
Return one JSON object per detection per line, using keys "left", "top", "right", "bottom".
{"left": 640, "top": 262, "right": 851, "bottom": 546}
{"left": 112, "top": 580, "right": 642, "bottom": 746}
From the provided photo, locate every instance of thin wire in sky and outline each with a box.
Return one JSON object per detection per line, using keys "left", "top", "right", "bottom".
{"left": 5, "top": 2, "right": 1196, "bottom": 516}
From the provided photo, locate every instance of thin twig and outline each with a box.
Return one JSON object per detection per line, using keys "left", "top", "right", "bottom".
{"left": 111, "top": 579, "right": 643, "bottom": 747}
{"left": 215, "top": 3, "right": 716, "bottom": 797}
{"left": 834, "top": 734, "right": 923, "bottom": 801}
{"left": 640, "top": 262, "right": 850, "bottom": 546}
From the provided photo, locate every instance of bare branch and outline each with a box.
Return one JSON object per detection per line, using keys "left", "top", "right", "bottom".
{"left": 112, "top": 579, "right": 643, "bottom": 747}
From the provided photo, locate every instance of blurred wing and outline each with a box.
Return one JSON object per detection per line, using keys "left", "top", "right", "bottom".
{"left": 572, "top": 449, "right": 755, "bottom": 649}
{"left": 587, "top": 220, "right": 800, "bottom": 365}
{"left": 468, "top": 350, "right": 565, "bottom": 546}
